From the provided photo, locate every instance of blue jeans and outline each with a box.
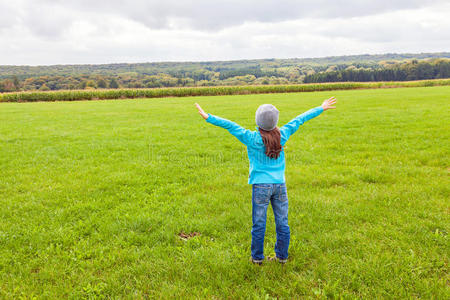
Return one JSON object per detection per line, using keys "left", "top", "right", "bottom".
{"left": 251, "top": 183, "right": 290, "bottom": 261}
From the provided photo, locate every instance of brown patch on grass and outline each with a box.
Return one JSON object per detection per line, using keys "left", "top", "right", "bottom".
{"left": 178, "top": 231, "right": 201, "bottom": 240}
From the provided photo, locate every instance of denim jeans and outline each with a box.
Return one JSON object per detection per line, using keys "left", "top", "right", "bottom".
{"left": 251, "top": 183, "right": 290, "bottom": 261}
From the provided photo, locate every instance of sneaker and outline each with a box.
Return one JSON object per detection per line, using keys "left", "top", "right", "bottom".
{"left": 250, "top": 257, "right": 264, "bottom": 265}
{"left": 267, "top": 255, "right": 287, "bottom": 264}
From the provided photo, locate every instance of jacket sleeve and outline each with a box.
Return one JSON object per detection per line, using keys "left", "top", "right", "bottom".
{"left": 205, "top": 114, "right": 254, "bottom": 145}
{"left": 280, "top": 106, "right": 323, "bottom": 143}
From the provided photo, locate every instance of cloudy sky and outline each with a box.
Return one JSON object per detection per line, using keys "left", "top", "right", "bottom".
{"left": 1, "top": 0, "right": 449, "bottom": 65}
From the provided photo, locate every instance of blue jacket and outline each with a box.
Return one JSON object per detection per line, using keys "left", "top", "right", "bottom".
{"left": 205, "top": 106, "right": 324, "bottom": 184}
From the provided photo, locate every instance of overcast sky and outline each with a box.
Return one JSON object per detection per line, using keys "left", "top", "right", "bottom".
{"left": 1, "top": 0, "right": 449, "bottom": 65}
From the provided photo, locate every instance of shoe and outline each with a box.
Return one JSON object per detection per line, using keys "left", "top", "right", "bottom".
{"left": 267, "top": 255, "right": 287, "bottom": 264}
{"left": 250, "top": 257, "right": 264, "bottom": 265}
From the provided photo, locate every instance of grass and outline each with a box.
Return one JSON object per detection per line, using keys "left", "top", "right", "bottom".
{"left": 1, "top": 78, "right": 450, "bottom": 102}
{"left": 0, "top": 86, "right": 449, "bottom": 298}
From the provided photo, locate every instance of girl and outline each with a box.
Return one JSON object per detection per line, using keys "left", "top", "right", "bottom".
{"left": 195, "top": 97, "right": 337, "bottom": 264}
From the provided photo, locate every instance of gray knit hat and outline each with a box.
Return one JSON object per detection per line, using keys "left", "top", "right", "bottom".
{"left": 255, "top": 104, "right": 279, "bottom": 131}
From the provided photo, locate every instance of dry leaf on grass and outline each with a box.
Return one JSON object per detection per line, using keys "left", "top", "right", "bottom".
{"left": 178, "top": 231, "right": 201, "bottom": 240}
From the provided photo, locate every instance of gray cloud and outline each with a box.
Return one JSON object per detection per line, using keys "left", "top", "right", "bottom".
{"left": 0, "top": 2, "right": 19, "bottom": 30}
{"left": 5, "top": 0, "right": 448, "bottom": 34}
{"left": 59, "top": 0, "right": 445, "bottom": 29}
{"left": 0, "top": 0, "right": 449, "bottom": 65}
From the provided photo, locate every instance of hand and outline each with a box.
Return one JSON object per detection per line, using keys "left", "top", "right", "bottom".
{"left": 195, "top": 103, "right": 209, "bottom": 119}
{"left": 321, "top": 97, "right": 337, "bottom": 111}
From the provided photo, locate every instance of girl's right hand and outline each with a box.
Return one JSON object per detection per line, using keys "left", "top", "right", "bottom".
{"left": 195, "top": 103, "right": 209, "bottom": 119}
{"left": 321, "top": 97, "right": 337, "bottom": 111}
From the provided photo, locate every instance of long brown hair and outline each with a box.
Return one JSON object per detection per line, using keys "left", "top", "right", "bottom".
{"left": 259, "top": 127, "right": 282, "bottom": 159}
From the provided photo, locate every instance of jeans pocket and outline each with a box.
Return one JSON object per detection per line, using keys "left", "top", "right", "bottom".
{"left": 279, "top": 185, "right": 288, "bottom": 202}
{"left": 253, "top": 185, "right": 272, "bottom": 204}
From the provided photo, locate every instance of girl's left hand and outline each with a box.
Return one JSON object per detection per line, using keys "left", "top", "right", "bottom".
{"left": 195, "top": 103, "right": 209, "bottom": 119}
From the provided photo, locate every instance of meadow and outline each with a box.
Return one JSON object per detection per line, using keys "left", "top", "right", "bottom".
{"left": 0, "top": 86, "right": 448, "bottom": 298}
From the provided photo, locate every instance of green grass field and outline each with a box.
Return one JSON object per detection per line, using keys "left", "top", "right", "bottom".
{"left": 0, "top": 86, "right": 449, "bottom": 298}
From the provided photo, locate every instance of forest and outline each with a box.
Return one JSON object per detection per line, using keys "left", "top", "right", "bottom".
{"left": 0, "top": 52, "right": 449, "bottom": 92}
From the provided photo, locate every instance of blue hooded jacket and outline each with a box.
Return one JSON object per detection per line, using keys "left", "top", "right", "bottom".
{"left": 205, "top": 106, "right": 323, "bottom": 184}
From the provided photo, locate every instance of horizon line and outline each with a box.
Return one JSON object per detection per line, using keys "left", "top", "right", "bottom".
{"left": 1, "top": 51, "right": 449, "bottom": 68}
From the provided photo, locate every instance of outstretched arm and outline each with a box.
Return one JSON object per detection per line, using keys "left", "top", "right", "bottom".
{"left": 280, "top": 97, "right": 337, "bottom": 142}
{"left": 195, "top": 103, "right": 254, "bottom": 145}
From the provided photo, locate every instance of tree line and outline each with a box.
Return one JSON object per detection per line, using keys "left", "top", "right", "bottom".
{"left": 0, "top": 72, "right": 292, "bottom": 92}
{"left": 304, "top": 59, "right": 450, "bottom": 83}
{"left": 1, "top": 56, "right": 449, "bottom": 93}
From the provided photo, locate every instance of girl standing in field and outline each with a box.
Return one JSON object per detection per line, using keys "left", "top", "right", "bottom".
{"left": 195, "top": 97, "right": 337, "bottom": 264}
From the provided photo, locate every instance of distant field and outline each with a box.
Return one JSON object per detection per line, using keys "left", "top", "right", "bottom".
{"left": 1, "top": 78, "right": 450, "bottom": 102}
{"left": 0, "top": 87, "right": 448, "bottom": 298}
